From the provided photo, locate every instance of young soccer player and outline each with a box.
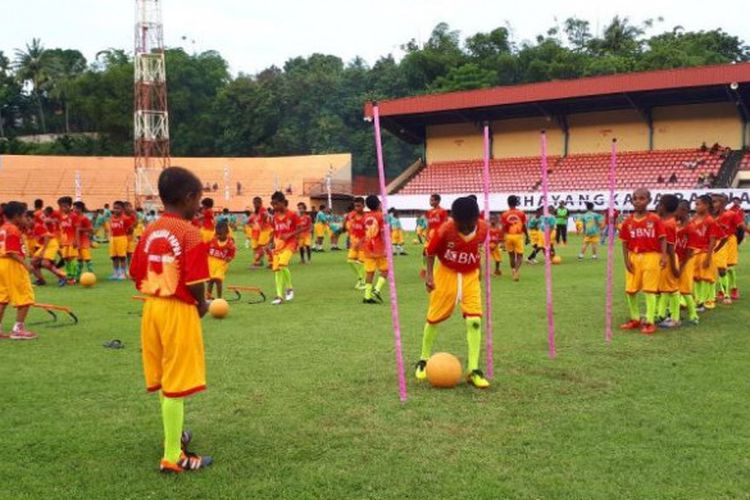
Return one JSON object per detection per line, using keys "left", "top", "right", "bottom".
{"left": 56, "top": 196, "right": 79, "bottom": 284}
{"left": 241, "top": 210, "right": 253, "bottom": 249}
{"left": 362, "top": 195, "right": 388, "bottom": 304}
{"left": 619, "top": 188, "right": 667, "bottom": 335}
{"left": 296, "top": 202, "right": 313, "bottom": 264}
{"left": 73, "top": 201, "right": 94, "bottom": 279}
{"left": 198, "top": 198, "right": 216, "bottom": 244}
{"left": 415, "top": 196, "right": 490, "bottom": 389}
{"left": 108, "top": 201, "right": 130, "bottom": 280}
{"left": 578, "top": 202, "right": 604, "bottom": 260}
{"left": 123, "top": 202, "right": 139, "bottom": 267}
{"left": 329, "top": 211, "right": 343, "bottom": 251}
{"left": 655, "top": 194, "right": 681, "bottom": 329}
{"left": 389, "top": 209, "right": 406, "bottom": 256}
{"left": 674, "top": 200, "right": 700, "bottom": 325}
{"left": 422, "top": 194, "right": 449, "bottom": 277}
{"left": 31, "top": 207, "right": 67, "bottom": 286}
{"left": 526, "top": 206, "right": 557, "bottom": 263}
{"left": 250, "top": 197, "right": 273, "bottom": 267}
{"left": 207, "top": 221, "right": 236, "bottom": 299}
{"left": 313, "top": 205, "right": 329, "bottom": 252}
{"left": 0, "top": 202, "right": 37, "bottom": 340}
{"left": 415, "top": 213, "right": 428, "bottom": 245}
{"left": 712, "top": 194, "right": 744, "bottom": 304}
{"left": 489, "top": 215, "right": 504, "bottom": 276}
{"left": 346, "top": 198, "right": 367, "bottom": 289}
{"left": 270, "top": 192, "right": 301, "bottom": 305}
{"left": 691, "top": 195, "right": 720, "bottom": 310}
{"left": 501, "top": 195, "right": 528, "bottom": 281}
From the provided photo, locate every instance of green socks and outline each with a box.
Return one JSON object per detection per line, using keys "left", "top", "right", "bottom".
{"left": 282, "top": 267, "right": 293, "bottom": 290}
{"left": 683, "top": 294, "right": 698, "bottom": 321}
{"left": 644, "top": 293, "right": 657, "bottom": 324}
{"left": 626, "top": 293, "right": 640, "bottom": 321}
{"left": 364, "top": 283, "right": 373, "bottom": 300}
{"left": 274, "top": 271, "right": 284, "bottom": 298}
{"left": 161, "top": 395, "right": 184, "bottom": 463}
{"left": 657, "top": 294, "right": 668, "bottom": 320}
{"left": 466, "top": 318, "right": 482, "bottom": 371}
{"left": 669, "top": 292, "right": 680, "bottom": 322}
{"left": 420, "top": 322, "right": 438, "bottom": 360}
{"left": 348, "top": 260, "right": 364, "bottom": 280}
{"left": 375, "top": 276, "right": 386, "bottom": 293}
{"left": 727, "top": 267, "right": 737, "bottom": 290}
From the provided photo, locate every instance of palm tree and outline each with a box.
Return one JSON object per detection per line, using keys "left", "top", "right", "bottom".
{"left": 14, "top": 38, "right": 50, "bottom": 133}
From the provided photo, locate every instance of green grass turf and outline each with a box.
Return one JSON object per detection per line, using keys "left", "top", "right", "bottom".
{"left": 3, "top": 234, "right": 750, "bottom": 499}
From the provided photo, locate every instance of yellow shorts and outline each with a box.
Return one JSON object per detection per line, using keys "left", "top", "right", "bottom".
{"left": 714, "top": 243, "right": 728, "bottom": 270}
{"left": 529, "top": 230, "right": 541, "bottom": 247}
{"left": 298, "top": 233, "right": 312, "bottom": 247}
{"left": 33, "top": 238, "right": 60, "bottom": 262}
{"left": 0, "top": 258, "right": 35, "bottom": 307}
{"left": 313, "top": 223, "right": 326, "bottom": 239}
{"left": 678, "top": 255, "right": 695, "bottom": 295}
{"left": 61, "top": 245, "right": 78, "bottom": 259}
{"left": 363, "top": 256, "right": 388, "bottom": 273}
{"left": 490, "top": 245, "right": 502, "bottom": 263}
{"left": 583, "top": 235, "right": 600, "bottom": 245}
{"left": 244, "top": 227, "right": 254, "bottom": 239}
{"left": 726, "top": 235, "right": 739, "bottom": 267}
{"left": 272, "top": 248, "right": 294, "bottom": 271}
{"left": 257, "top": 228, "right": 273, "bottom": 247}
{"left": 109, "top": 235, "right": 128, "bottom": 258}
{"left": 208, "top": 257, "right": 229, "bottom": 281}
{"left": 625, "top": 251, "right": 661, "bottom": 294}
{"left": 504, "top": 234, "right": 524, "bottom": 254}
{"left": 693, "top": 252, "right": 716, "bottom": 283}
{"left": 77, "top": 247, "right": 92, "bottom": 261}
{"left": 348, "top": 238, "right": 364, "bottom": 262}
{"left": 391, "top": 229, "right": 404, "bottom": 245}
{"left": 200, "top": 228, "right": 215, "bottom": 244}
{"left": 658, "top": 256, "right": 680, "bottom": 293}
{"left": 140, "top": 297, "right": 206, "bottom": 398}
{"left": 427, "top": 265, "right": 481, "bottom": 324}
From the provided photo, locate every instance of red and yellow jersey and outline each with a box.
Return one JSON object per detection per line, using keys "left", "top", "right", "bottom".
{"left": 501, "top": 209, "right": 526, "bottom": 235}
{"left": 201, "top": 208, "right": 215, "bottom": 230}
{"left": 58, "top": 211, "right": 80, "bottom": 246}
{"left": 715, "top": 210, "right": 743, "bottom": 239}
{"left": 675, "top": 221, "right": 701, "bottom": 261}
{"left": 77, "top": 216, "right": 93, "bottom": 248}
{"left": 207, "top": 237, "right": 236, "bottom": 262}
{"left": 250, "top": 207, "right": 272, "bottom": 231}
{"left": 619, "top": 213, "right": 666, "bottom": 253}
{"left": 33, "top": 209, "right": 44, "bottom": 225}
{"left": 33, "top": 222, "right": 50, "bottom": 246}
{"left": 109, "top": 214, "right": 130, "bottom": 237}
{"left": 662, "top": 217, "right": 677, "bottom": 247}
{"left": 0, "top": 222, "right": 25, "bottom": 258}
{"left": 363, "top": 211, "right": 386, "bottom": 258}
{"left": 130, "top": 213, "right": 209, "bottom": 305}
{"left": 347, "top": 211, "right": 366, "bottom": 240}
{"left": 124, "top": 213, "right": 137, "bottom": 235}
{"left": 690, "top": 215, "right": 722, "bottom": 252}
{"left": 426, "top": 207, "right": 449, "bottom": 233}
{"left": 426, "top": 219, "right": 488, "bottom": 273}
{"left": 45, "top": 210, "right": 61, "bottom": 237}
{"left": 272, "top": 211, "right": 300, "bottom": 248}
{"left": 298, "top": 214, "right": 312, "bottom": 233}
{"left": 489, "top": 226, "right": 504, "bottom": 247}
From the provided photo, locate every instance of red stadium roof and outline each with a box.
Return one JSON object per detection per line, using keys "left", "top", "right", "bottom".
{"left": 364, "top": 62, "right": 750, "bottom": 118}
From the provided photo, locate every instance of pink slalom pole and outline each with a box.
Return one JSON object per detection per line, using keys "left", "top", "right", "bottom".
{"left": 540, "top": 131, "right": 556, "bottom": 359}
{"left": 605, "top": 139, "right": 617, "bottom": 343}
{"left": 372, "top": 103, "right": 408, "bottom": 402}
{"left": 481, "top": 123, "right": 494, "bottom": 378}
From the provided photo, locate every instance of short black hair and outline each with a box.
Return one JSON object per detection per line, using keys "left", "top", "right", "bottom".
{"left": 697, "top": 194, "right": 713, "bottom": 207}
{"left": 3, "top": 201, "right": 27, "bottom": 218}
{"left": 44, "top": 206, "right": 54, "bottom": 214}
{"left": 659, "top": 194, "right": 679, "bottom": 213}
{"left": 57, "top": 196, "right": 73, "bottom": 206}
{"left": 34, "top": 199, "right": 43, "bottom": 209}
{"left": 353, "top": 196, "right": 365, "bottom": 205}
{"left": 451, "top": 196, "right": 480, "bottom": 224}
{"left": 222, "top": 208, "right": 229, "bottom": 213}
{"left": 365, "top": 195, "right": 380, "bottom": 211}
{"left": 201, "top": 197, "right": 214, "bottom": 208}
{"left": 678, "top": 200, "right": 691, "bottom": 210}
{"left": 430, "top": 193, "right": 442, "bottom": 203}
{"left": 297, "top": 202, "right": 307, "bottom": 210}
{"left": 271, "top": 191, "right": 286, "bottom": 203}
{"left": 732, "top": 196, "right": 741, "bottom": 202}
{"left": 113, "top": 200, "right": 125, "bottom": 209}
{"left": 585, "top": 202, "right": 594, "bottom": 210}
{"left": 507, "top": 195, "right": 520, "bottom": 208}
{"left": 253, "top": 196, "right": 262, "bottom": 203}
{"left": 73, "top": 201, "right": 86, "bottom": 212}
{"left": 215, "top": 220, "right": 229, "bottom": 232}
{"left": 158, "top": 167, "right": 203, "bottom": 206}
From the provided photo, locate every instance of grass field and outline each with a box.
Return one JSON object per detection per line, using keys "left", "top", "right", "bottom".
{"left": 3, "top": 234, "right": 750, "bottom": 499}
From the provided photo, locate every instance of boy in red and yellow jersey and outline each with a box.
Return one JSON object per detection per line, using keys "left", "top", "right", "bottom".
{"left": 691, "top": 195, "right": 721, "bottom": 310}
{"left": 675, "top": 200, "right": 700, "bottom": 325}
{"left": 489, "top": 214, "right": 504, "bottom": 276}
{"left": 501, "top": 195, "right": 528, "bottom": 282}
{"left": 56, "top": 196, "right": 80, "bottom": 284}
{"left": 346, "top": 197, "right": 367, "bottom": 289}
{"left": 108, "top": 201, "right": 130, "bottom": 280}
{"left": 198, "top": 198, "right": 215, "bottom": 244}
{"left": 362, "top": 195, "right": 389, "bottom": 304}
{"left": 206, "top": 221, "right": 236, "bottom": 299}
{"left": 619, "top": 188, "right": 667, "bottom": 335}
{"left": 250, "top": 197, "right": 273, "bottom": 268}
{"left": 655, "top": 195, "right": 681, "bottom": 329}
{"left": 297, "top": 202, "right": 313, "bottom": 264}
{"left": 420, "top": 194, "right": 448, "bottom": 278}
{"left": 0, "top": 202, "right": 37, "bottom": 340}
{"left": 270, "top": 192, "right": 301, "bottom": 305}
{"left": 712, "top": 194, "right": 744, "bottom": 303}
{"left": 130, "top": 166, "right": 212, "bottom": 473}
{"left": 415, "top": 196, "right": 490, "bottom": 389}
{"left": 73, "top": 201, "right": 94, "bottom": 280}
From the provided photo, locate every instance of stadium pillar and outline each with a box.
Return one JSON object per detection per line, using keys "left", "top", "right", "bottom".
{"left": 555, "top": 115, "right": 569, "bottom": 157}
{"left": 645, "top": 108, "right": 654, "bottom": 151}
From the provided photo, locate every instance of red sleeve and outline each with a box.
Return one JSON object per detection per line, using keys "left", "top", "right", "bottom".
{"left": 709, "top": 220, "right": 723, "bottom": 240}
{"left": 425, "top": 227, "right": 444, "bottom": 256}
{"left": 129, "top": 238, "right": 147, "bottom": 287}
{"left": 619, "top": 220, "right": 630, "bottom": 242}
{"left": 654, "top": 218, "right": 666, "bottom": 238}
{"left": 4, "top": 228, "right": 24, "bottom": 255}
{"left": 184, "top": 231, "right": 209, "bottom": 285}
{"left": 227, "top": 240, "right": 236, "bottom": 260}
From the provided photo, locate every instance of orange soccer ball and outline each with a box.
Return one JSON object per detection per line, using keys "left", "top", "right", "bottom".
{"left": 426, "top": 352, "right": 463, "bottom": 388}
{"left": 209, "top": 299, "right": 229, "bottom": 319}
{"left": 79, "top": 272, "right": 97, "bottom": 287}
{"left": 552, "top": 255, "right": 562, "bottom": 265}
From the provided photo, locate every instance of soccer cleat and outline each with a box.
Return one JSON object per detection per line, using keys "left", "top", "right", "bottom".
{"left": 108, "top": 273, "right": 120, "bottom": 281}
{"left": 10, "top": 329, "right": 37, "bottom": 340}
{"left": 685, "top": 318, "right": 700, "bottom": 327}
{"left": 415, "top": 360, "right": 427, "bottom": 381}
{"left": 619, "top": 319, "right": 642, "bottom": 330}
{"left": 704, "top": 300, "right": 716, "bottom": 310}
{"left": 467, "top": 369, "right": 490, "bottom": 389}
{"left": 159, "top": 451, "right": 213, "bottom": 474}
{"left": 372, "top": 289, "right": 384, "bottom": 303}
{"left": 181, "top": 430, "right": 192, "bottom": 449}
{"left": 284, "top": 289, "right": 295, "bottom": 301}
{"left": 696, "top": 305, "right": 706, "bottom": 313}
{"left": 658, "top": 319, "right": 681, "bottom": 329}
{"left": 271, "top": 297, "right": 283, "bottom": 305}
{"left": 493, "top": 270, "right": 502, "bottom": 276}
{"left": 0, "top": 332, "right": 10, "bottom": 339}
{"left": 640, "top": 323, "right": 657, "bottom": 335}
{"left": 354, "top": 280, "right": 366, "bottom": 290}
{"left": 722, "top": 297, "right": 732, "bottom": 305}
{"left": 34, "top": 279, "right": 47, "bottom": 286}
{"left": 717, "top": 291, "right": 725, "bottom": 301}
{"left": 731, "top": 288, "right": 740, "bottom": 301}
{"left": 362, "top": 298, "right": 379, "bottom": 305}
{"left": 592, "top": 255, "right": 598, "bottom": 260}
{"left": 57, "top": 278, "right": 68, "bottom": 287}
{"left": 577, "top": 254, "right": 584, "bottom": 260}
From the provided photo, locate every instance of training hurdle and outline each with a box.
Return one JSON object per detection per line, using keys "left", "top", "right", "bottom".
{"left": 29, "top": 303, "right": 79, "bottom": 326}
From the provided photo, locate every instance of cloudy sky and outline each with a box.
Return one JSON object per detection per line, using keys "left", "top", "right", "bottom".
{"left": 3, "top": 0, "right": 749, "bottom": 74}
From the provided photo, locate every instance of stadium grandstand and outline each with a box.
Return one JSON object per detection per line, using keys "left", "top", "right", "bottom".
{"left": 0, "top": 153, "right": 352, "bottom": 210}
{"left": 364, "top": 62, "right": 750, "bottom": 198}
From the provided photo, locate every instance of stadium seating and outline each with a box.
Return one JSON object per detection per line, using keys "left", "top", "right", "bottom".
{"left": 398, "top": 149, "right": 725, "bottom": 194}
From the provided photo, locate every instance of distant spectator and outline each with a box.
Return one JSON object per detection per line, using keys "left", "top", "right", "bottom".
{"left": 212, "top": 182, "right": 219, "bottom": 191}
{"left": 710, "top": 142, "right": 720, "bottom": 155}
{"left": 236, "top": 182, "right": 242, "bottom": 195}
{"left": 668, "top": 173, "right": 678, "bottom": 184}
{"left": 286, "top": 184, "right": 293, "bottom": 195}
{"left": 696, "top": 175, "right": 705, "bottom": 187}
{"left": 657, "top": 175, "right": 665, "bottom": 183}
{"left": 700, "top": 142, "right": 708, "bottom": 152}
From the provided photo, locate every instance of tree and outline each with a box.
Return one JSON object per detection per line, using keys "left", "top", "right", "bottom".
{"left": 14, "top": 38, "right": 51, "bottom": 133}
{"left": 44, "top": 49, "right": 86, "bottom": 133}
{"left": 563, "top": 18, "right": 592, "bottom": 52}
